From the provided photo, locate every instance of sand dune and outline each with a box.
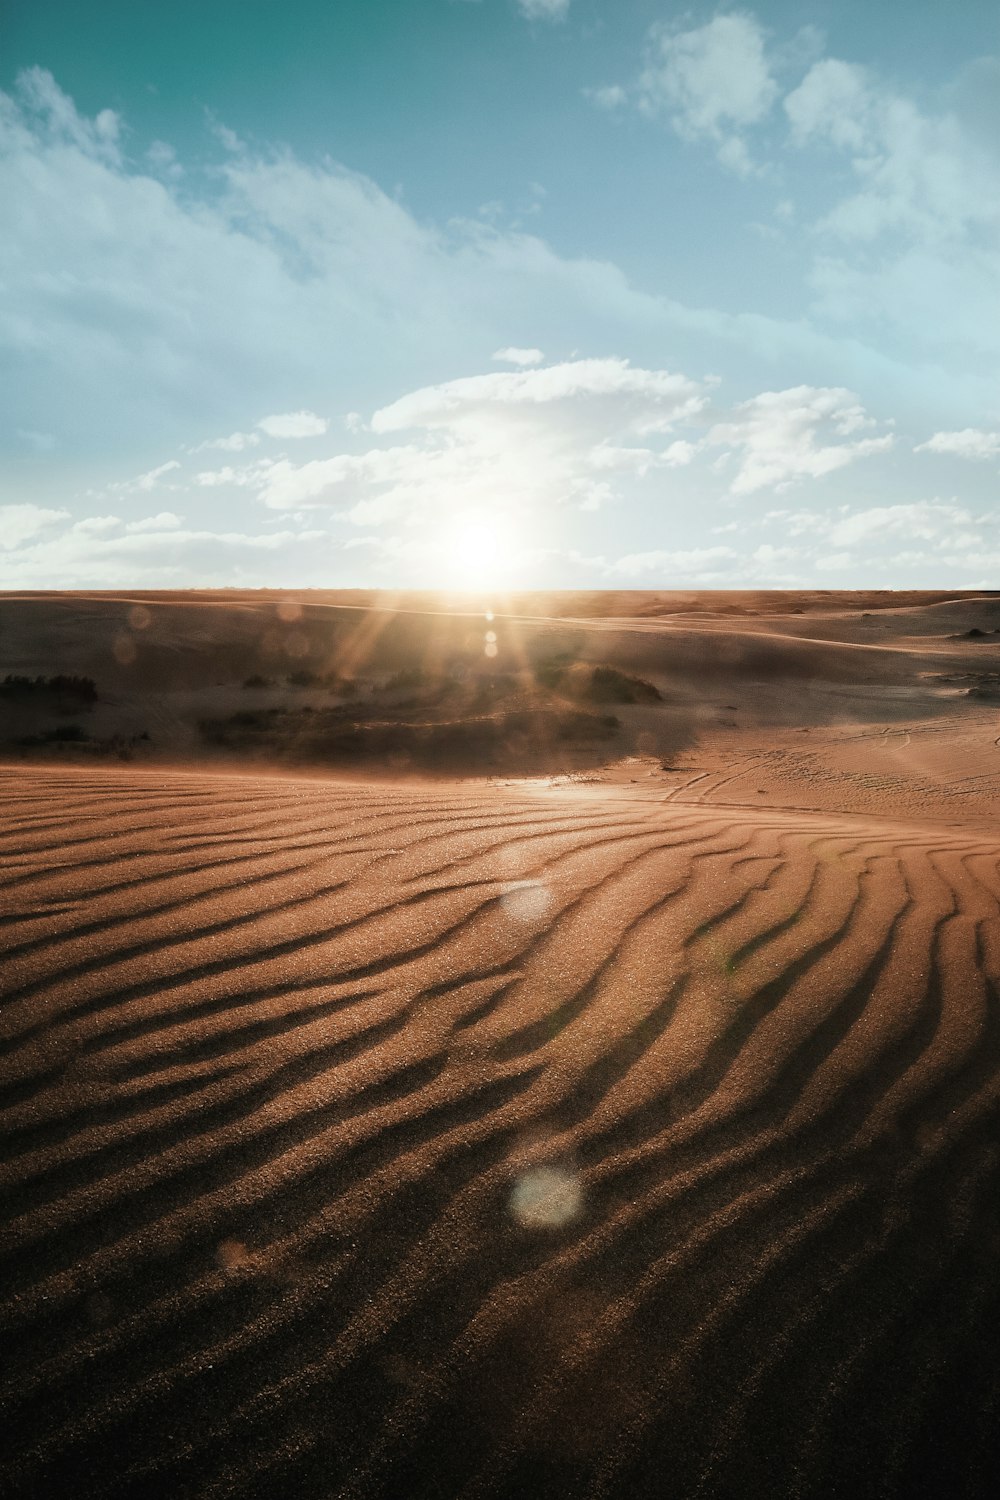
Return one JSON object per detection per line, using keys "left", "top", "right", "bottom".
{"left": 4, "top": 763, "right": 1000, "bottom": 1498}
{"left": 4, "top": 590, "right": 1000, "bottom": 827}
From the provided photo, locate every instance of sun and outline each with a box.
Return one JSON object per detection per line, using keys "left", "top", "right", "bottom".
{"left": 437, "top": 510, "right": 519, "bottom": 590}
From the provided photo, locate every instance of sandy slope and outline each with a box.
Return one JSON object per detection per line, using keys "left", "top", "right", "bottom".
{"left": 3, "top": 591, "right": 1000, "bottom": 823}
{"left": 3, "top": 762, "right": 1000, "bottom": 1499}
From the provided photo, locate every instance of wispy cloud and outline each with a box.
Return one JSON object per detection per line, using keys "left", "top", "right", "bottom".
{"left": 257, "top": 411, "right": 329, "bottom": 438}
{"left": 0, "top": 503, "right": 71, "bottom": 550}
{"left": 708, "top": 386, "right": 893, "bottom": 494}
{"left": 516, "top": 0, "right": 570, "bottom": 23}
{"left": 916, "top": 429, "right": 1000, "bottom": 461}
{"left": 492, "top": 346, "right": 545, "bottom": 366}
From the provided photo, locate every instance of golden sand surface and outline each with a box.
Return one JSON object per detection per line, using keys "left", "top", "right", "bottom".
{"left": 3, "top": 759, "right": 1000, "bottom": 1498}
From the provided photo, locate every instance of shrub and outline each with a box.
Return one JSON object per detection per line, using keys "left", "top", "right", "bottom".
{"left": 1, "top": 673, "right": 97, "bottom": 703}
{"left": 587, "top": 667, "right": 661, "bottom": 704}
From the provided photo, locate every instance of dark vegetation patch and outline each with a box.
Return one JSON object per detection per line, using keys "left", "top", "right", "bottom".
{"left": 531, "top": 656, "right": 661, "bottom": 704}
{"left": 200, "top": 701, "right": 619, "bottom": 772}
{"left": 931, "top": 672, "right": 1000, "bottom": 700}
{"left": 17, "top": 724, "right": 90, "bottom": 744}
{"left": 10, "top": 730, "right": 152, "bottom": 760}
{"left": 1, "top": 674, "right": 98, "bottom": 706}
{"left": 244, "top": 671, "right": 361, "bottom": 694}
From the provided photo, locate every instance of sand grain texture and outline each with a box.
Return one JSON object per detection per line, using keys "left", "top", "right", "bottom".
{"left": 3, "top": 763, "right": 1000, "bottom": 1499}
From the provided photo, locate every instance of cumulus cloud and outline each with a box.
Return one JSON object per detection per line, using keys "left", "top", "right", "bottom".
{"left": 783, "top": 52, "right": 1000, "bottom": 351}
{"left": 371, "top": 358, "right": 709, "bottom": 432}
{"left": 826, "top": 501, "right": 973, "bottom": 547}
{"left": 708, "top": 385, "right": 893, "bottom": 494}
{"left": 916, "top": 429, "right": 1000, "bottom": 461}
{"left": 13, "top": 65, "right": 122, "bottom": 165}
{"left": 0, "top": 503, "right": 71, "bottom": 549}
{"left": 763, "top": 500, "right": 986, "bottom": 552}
{"left": 492, "top": 346, "right": 545, "bottom": 366}
{"left": 191, "top": 358, "right": 714, "bottom": 538}
{"left": 191, "top": 431, "right": 261, "bottom": 454}
{"left": 3, "top": 62, "right": 990, "bottom": 589}
{"left": 166, "top": 357, "right": 898, "bottom": 591}
{"left": 125, "top": 512, "right": 184, "bottom": 533}
{"left": 121, "top": 358, "right": 899, "bottom": 574}
{"left": 72, "top": 515, "right": 121, "bottom": 534}
{"left": 4, "top": 68, "right": 712, "bottom": 465}
{"left": 785, "top": 60, "right": 999, "bottom": 242}
{"left": 584, "top": 17, "right": 1000, "bottom": 362}
{"left": 637, "top": 14, "right": 777, "bottom": 173}
{"left": 0, "top": 512, "right": 329, "bottom": 587}
{"left": 257, "top": 411, "right": 329, "bottom": 438}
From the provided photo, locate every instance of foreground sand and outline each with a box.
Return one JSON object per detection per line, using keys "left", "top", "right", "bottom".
{"left": 3, "top": 763, "right": 1000, "bottom": 1498}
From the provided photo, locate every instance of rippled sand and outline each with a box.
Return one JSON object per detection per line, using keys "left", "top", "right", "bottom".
{"left": 3, "top": 763, "right": 1000, "bottom": 1498}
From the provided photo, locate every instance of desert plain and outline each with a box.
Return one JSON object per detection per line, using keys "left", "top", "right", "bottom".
{"left": 3, "top": 587, "right": 1000, "bottom": 1499}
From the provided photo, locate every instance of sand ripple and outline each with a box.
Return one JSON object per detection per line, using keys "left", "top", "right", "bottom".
{"left": 2, "top": 766, "right": 1000, "bottom": 1499}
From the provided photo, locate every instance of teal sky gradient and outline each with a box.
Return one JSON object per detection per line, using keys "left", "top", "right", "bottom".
{"left": 1, "top": 0, "right": 998, "bottom": 587}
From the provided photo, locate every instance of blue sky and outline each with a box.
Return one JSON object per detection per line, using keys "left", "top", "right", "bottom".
{"left": 2, "top": 0, "right": 998, "bottom": 588}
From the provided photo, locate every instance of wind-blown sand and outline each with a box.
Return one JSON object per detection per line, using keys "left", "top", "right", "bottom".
{"left": 3, "top": 757, "right": 1000, "bottom": 1499}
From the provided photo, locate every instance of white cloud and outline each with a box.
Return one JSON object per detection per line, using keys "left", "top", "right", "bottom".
{"left": 916, "top": 429, "right": 1000, "bottom": 461}
{"left": 103, "top": 460, "right": 181, "bottom": 497}
{"left": 708, "top": 385, "right": 893, "bottom": 494}
{"left": 0, "top": 503, "right": 70, "bottom": 549}
{"left": 585, "top": 85, "right": 627, "bottom": 111}
{"left": 190, "top": 359, "right": 712, "bottom": 544}
{"left": 371, "top": 358, "right": 709, "bottom": 432}
{"left": 761, "top": 499, "right": 986, "bottom": 553}
{"left": 257, "top": 410, "right": 329, "bottom": 438}
{"left": 827, "top": 501, "right": 972, "bottom": 547}
{"left": 191, "top": 430, "right": 261, "bottom": 453}
{"left": 784, "top": 53, "right": 1000, "bottom": 354}
{"left": 13, "top": 65, "right": 121, "bottom": 165}
{"left": 123, "top": 362, "right": 903, "bottom": 579}
{"left": 492, "top": 346, "right": 545, "bottom": 366}
{"left": 608, "top": 545, "right": 738, "bottom": 578}
{"left": 146, "top": 140, "right": 182, "bottom": 180}
{"left": 125, "top": 511, "right": 184, "bottom": 533}
{"left": 4, "top": 69, "right": 711, "bottom": 463}
{"left": 588, "top": 438, "right": 698, "bottom": 476}
{"left": 0, "top": 515, "right": 326, "bottom": 587}
{"left": 135, "top": 460, "right": 181, "bottom": 490}
{"left": 785, "top": 60, "right": 999, "bottom": 242}
{"left": 194, "top": 460, "right": 277, "bottom": 488}
{"left": 517, "top": 0, "right": 570, "bottom": 22}
{"left": 637, "top": 14, "right": 777, "bottom": 173}
{"left": 4, "top": 60, "right": 985, "bottom": 504}
{"left": 72, "top": 515, "right": 121, "bottom": 534}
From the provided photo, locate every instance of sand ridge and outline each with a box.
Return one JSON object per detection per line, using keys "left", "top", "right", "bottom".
{"left": 3, "top": 763, "right": 1000, "bottom": 1497}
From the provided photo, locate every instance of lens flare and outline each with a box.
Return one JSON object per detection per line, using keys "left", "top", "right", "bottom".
{"left": 510, "top": 1165, "right": 583, "bottom": 1230}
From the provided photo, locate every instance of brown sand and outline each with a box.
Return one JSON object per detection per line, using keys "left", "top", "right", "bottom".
{"left": 3, "top": 756, "right": 1000, "bottom": 1500}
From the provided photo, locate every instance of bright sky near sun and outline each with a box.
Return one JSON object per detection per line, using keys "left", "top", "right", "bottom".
{"left": 1, "top": 0, "right": 998, "bottom": 589}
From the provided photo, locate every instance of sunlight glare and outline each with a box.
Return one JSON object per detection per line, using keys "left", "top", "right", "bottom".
{"left": 438, "top": 511, "right": 519, "bottom": 589}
